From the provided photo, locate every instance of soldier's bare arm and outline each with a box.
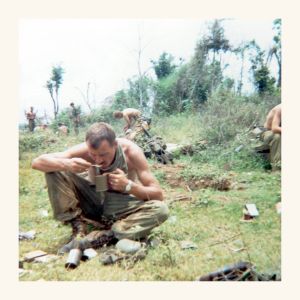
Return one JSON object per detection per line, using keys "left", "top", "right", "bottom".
{"left": 123, "top": 113, "right": 131, "bottom": 127}
{"left": 108, "top": 143, "right": 163, "bottom": 200}
{"left": 271, "top": 107, "right": 281, "bottom": 134}
{"left": 127, "top": 145, "right": 163, "bottom": 200}
{"left": 32, "top": 143, "right": 91, "bottom": 173}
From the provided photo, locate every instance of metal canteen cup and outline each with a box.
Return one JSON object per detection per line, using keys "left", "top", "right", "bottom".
{"left": 95, "top": 174, "right": 108, "bottom": 192}
{"left": 65, "top": 248, "right": 82, "bottom": 269}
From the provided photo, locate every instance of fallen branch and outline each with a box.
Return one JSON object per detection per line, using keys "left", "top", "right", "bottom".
{"left": 209, "top": 233, "right": 241, "bottom": 247}
{"left": 186, "top": 185, "right": 192, "bottom": 193}
{"left": 167, "top": 195, "right": 193, "bottom": 204}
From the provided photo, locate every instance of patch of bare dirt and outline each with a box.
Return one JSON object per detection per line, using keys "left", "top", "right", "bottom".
{"left": 151, "top": 163, "right": 232, "bottom": 191}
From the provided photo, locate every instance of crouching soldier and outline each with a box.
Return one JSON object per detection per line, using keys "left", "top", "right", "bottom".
{"left": 254, "top": 104, "right": 281, "bottom": 170}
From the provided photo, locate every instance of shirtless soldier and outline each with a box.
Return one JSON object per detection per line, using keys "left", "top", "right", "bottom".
{"left": 113, "top": 108, "right": 142, "bottom": 132}
{"left": 256, "top": 104, "right": 281, "bottom": 170}
{"left": 25, "top": 106, "right": 36, "bottom": 132}
{"left": 32, "top": 122, "right": 169, "bottom": 252}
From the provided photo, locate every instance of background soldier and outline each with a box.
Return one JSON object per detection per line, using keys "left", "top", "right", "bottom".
{"left": 255, "top": 104, "right": 281, "bottom": 170}
{"left": 113, "top": 108, "right": 142, "bottom": 132}
{"left": 70, "top": 102, "right": 80, "bottom": 135}
{"left": 25, "top": 106, "right": 36, "bottom": 132}
{"left": 57, "top": 123, "right": 69, "bottom": 136}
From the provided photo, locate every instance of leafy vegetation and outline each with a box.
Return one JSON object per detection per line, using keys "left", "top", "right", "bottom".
{"left": 45, "top": 64, "right": 65, "bottom": 119}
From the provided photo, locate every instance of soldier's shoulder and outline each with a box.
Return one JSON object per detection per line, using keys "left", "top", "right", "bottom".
{"left": 118, "top": 137, "right": 134, "bottom": 148}
{"left": 118, "top": 138, "right": 141, "bottom": 156}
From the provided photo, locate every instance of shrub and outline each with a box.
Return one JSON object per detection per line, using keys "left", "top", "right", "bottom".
{"left": 84, "top": 107, "right": 116, "bottom": 125}
{"left": 19, "top": 131, "right": 58, "bottom": 156}
{"left": 198, "top": 90, "right": 280, "bottom": 145}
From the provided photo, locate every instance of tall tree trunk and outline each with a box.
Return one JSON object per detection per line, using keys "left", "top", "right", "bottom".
{"left": 55, "top": 86, "right": 59, "bottom": 119}
{"left": 86, "top": 82, "right": 92, "bottom": 111}
{"left": 238, "top": 53, "right": 245, "bottom": 95}
{"left": 275, "top": 53, "right": 281, "bottom": 88}
{"left": 137, "top": 33, "right": 143, "bottom": 109}
{"left": 49, "top": 90, "right": 57, "bottom": 119}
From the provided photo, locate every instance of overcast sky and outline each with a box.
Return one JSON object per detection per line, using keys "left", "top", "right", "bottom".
{"left": 19, "top": 18, "right": 277, "bottom": 123}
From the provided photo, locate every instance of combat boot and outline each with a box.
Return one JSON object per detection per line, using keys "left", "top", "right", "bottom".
{"left": 85, "top": 230, "right": 117, "bottom": 249}
{"left": 58, "top": 217, "right": 88, "bottom": 254}
{"left": 70, "top": 217, "right": 87, "bottom": 239}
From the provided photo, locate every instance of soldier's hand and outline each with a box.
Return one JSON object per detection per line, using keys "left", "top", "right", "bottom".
{"left": 65, "top": 158, "right": 92, "bottom": 173}
{"left": 108, "top": 168, "right": 128, "bottom": 192}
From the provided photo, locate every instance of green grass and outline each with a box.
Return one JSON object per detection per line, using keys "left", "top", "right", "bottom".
{"left": 19, "top": 109, "right": 281, "bottom": 281}
{"left": 152, "top": 113, "right": 203, "bottom": 144}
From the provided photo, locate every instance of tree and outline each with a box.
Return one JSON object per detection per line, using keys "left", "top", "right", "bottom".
{"left": 127, "top": 75, "right": 155, "bottom": 113}
{"left": 153, "top": 70, "right": 181, "bottom": 114}
{"left": 151, "top": 52, "right": 176, "bottom": 79}
{"left": 204, "top": 19, "right": 231, "bottom": 63}
{"left": 188, "top": 38, "right": 225, "bottom": 107}
{"left": 113, "top": 89, "right": 136, "bottom": 111}
{"left": 45, "top": 64, "right": 65, "bottom": 119}
{"left": 134, "top": 25, "right": 154, "bottom": 110}
{"left": 234, "top": 42, "right": 251, "bottom": 95}
{"left": 75, "top": 82, "right": 97, "bottom": 112}
{"left": 249, "top": 41, "right": 276, "bottom": 95}
{"left": 188, "top": 39, "right": 209, "bottom": 105}
{"left": 268, "top": 19, "right": 281, "bottom": 88}
{"left": 112, "top": 75, "right": 156, "bottom": 114}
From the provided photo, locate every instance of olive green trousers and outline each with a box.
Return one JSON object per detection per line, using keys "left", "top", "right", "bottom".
{"left": 45, "top": 171, "right": 169, "bottom": 240}
{"left": 255, "top": 130, "right": 281, "bottom": 169}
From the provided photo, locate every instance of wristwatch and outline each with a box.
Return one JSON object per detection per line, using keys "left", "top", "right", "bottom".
{"left": 124, "top": 180, "right": 133, "bottom": 193}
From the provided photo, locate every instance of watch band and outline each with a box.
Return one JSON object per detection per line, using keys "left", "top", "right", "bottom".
{"left": 124, "top": 180, "right": 133, "bottom": 193}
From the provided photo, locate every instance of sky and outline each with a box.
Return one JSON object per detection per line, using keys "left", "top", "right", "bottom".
{"left": 19, "top": 18, "right": 278, "bottom": 123}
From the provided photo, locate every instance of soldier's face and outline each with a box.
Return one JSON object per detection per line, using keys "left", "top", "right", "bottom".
{"left": 87, "top": 140, "right": 117, "bottom": 169}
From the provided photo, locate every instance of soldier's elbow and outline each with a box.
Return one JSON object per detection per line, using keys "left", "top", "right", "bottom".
{"left": 31, "top": 157, "right": 41, "bottom": 170}
{"left": 157, "top": 189, "right": 164, "bottom": 201}
{"left": 31, "top": 154, "right": 46, "bottom": 170}
{"left": 31, "top": 159, "right": 38, "bottom": 170}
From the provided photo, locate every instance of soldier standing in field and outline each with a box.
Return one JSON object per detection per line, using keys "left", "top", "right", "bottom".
{"left": 70, "top": 102, "right": 80, "bottom": 135}
{"left": 25, "top": 106, "right": 37, "bottom": 132}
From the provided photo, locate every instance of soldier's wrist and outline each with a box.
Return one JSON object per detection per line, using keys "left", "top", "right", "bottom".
{"left": 124, "top": 180, "right": 133, "bottom": 193}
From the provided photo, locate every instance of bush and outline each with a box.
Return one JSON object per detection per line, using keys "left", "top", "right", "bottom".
{"left": 19, "top": 131, "right": 58, "bottom": 156}
{"left": 153, "top": 65, "right": 191, "bottom": 115}
{"left": 82, "top": 107, "right": 124, "bottom": 136}
{"left": 84, "top": 107, "right": 116, "bottom": 125}
{"left": 151, "top": 112, "right": 202, "bottom": 144}
{"left": 50, "top": 109, "right": 72, "bottom": 131}
{"left": 189, "top": 139, "right": 267, "bottom": 172}
{"left": 151, "top": 89, "right": 280, "bottom": 171}
{"left": 198, "top": 90, "right": 280, "bottom": 145}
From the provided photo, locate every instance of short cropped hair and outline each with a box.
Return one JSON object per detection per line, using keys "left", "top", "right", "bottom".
{"left": 85, "top": 122, "right": 116, "bottom": 148}
{"left": 113, "top": 111, "right": 123, "bottom": 118}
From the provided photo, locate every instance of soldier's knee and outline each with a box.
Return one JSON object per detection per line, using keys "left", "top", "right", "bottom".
{"left": 45, "top": 171, "right": 62, "bottom": 183}
{"left": 45, "top": 171, "right": 55, "bottom": 183}
{"left": 156, "top": 201, "right": 169, "bottom": 222}
{"left": 272, "top": 134, "right": 281, "bottom": 141}
{"left": 270, "top": 134, "right": 281, "bottom": 146}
